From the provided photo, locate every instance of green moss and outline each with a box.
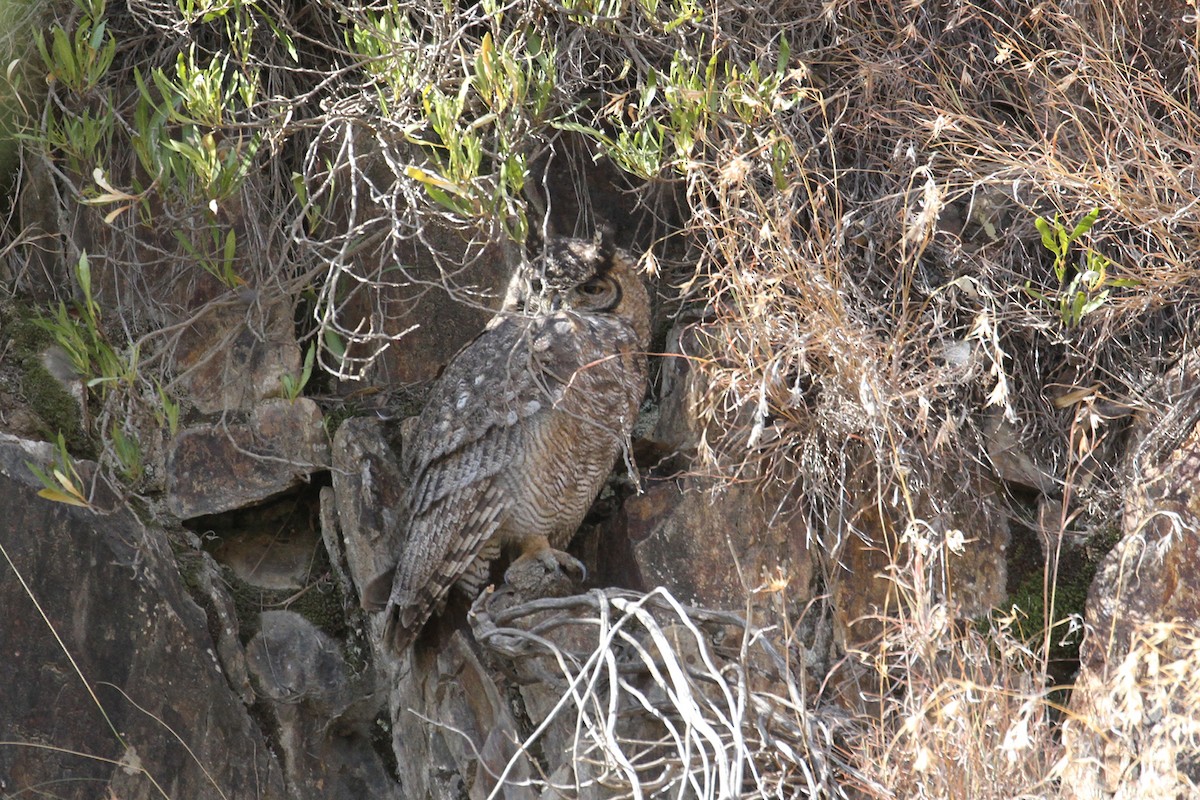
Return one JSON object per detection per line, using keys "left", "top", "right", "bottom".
{"left": 174, "top": 546, "right": 207, "bottom": 597}
{"left": 0, "top": 301, "right": 92, "bottom": 454}
{"left": 286, "top": 562, "right": 348, "bottom": 637}
{"left": 1002, "top": 521, "right": 1121, "bottom": 680}
{"left": 216, "top": 542, "right": 347, "bottom": 644}
{"left": 7, "top": 309, "right": 54, "bottom": 355}
{"left": 322, "top": 404, "right": 359, "bottom": 439}
{"left": 19, "top": 359, "right": 89, "bottom": 452}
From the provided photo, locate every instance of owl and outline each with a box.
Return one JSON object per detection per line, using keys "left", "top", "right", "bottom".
{"left": 363, "top": 231, "right": 651, "bottom": 652}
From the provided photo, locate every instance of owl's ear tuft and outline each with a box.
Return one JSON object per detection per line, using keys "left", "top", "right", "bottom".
{"left": 525, "top": 221, "right": 548, "bottom": 259}
{"left": 593, "top": 221, "right": 616, "bottom": 266}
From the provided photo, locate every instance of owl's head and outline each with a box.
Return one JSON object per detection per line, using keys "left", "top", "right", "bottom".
{"left": 504, "top": 229, "right": 634, "bottom": 312}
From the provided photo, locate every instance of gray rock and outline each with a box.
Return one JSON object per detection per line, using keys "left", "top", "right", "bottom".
{"left": 174, "top": 296, "right": 303, "bottom": 415}
{"left": 1061, "top": 412, "right": 1200, "bottom": 798}
{"left": 627, "top": 319, "right": 814, "bottom": 623}
{"left": 247, "top": 610, "right": 351, "bottom": 710}
{"left": 209, "top": 512, "right": 327, "bottom": 591}
{"left": 981, "top": 411, "right": 1057, "bottom": 493}
{"left": 388, "top": 632, "right": 534, "bottom": 800}
{"left": 329, "top": 416, "right": 407, "bottom": 595}
{"left": 359, "top": 230, "right": 509, "bottom": 386}
{"left": 14, "top": 155, "right": 68, "bottom": 303}
{"left": 246, "top": 611, "right": 402, "bottom": 800}
{"left": 0, "top": 432, "right": 287, "bottom": 799}
{"left": 166, "top": 398, "right": 330, "bottom": 519}
{"left": 626, "top": 475, "right": 812, "bottom": 616}
{"left": 189, "top": 551, "right": 257, "bottom": 705}
{"left": 828, "top": 464, "right": 1009, "bottom": 653}
{"left": 320, "top": 485, "right": 355, "bottom": 600}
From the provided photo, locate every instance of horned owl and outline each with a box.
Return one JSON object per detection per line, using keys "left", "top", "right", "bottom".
{"left": 363, "top": 231, "right": 651, "bottom": 652}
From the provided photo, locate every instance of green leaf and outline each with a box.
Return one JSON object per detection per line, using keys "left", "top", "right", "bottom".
{"left": 1081, "top": 290, "right": 1109, "bottom": 316}
{"left": 424, "top": 185, "right": 474, "bottom": 216}
{"left": 1069, "top": 208, "right": 1101, "bottom": 243}
{"left": 300, "top": 342, "right": 315, "bottom": 381}
{"left": 173, "top": 230, "right": 201, "bottom": 259}
{"left": 89, "top": 19, "right": 107, "bottom": 53}
{"left": 26, "top": 461, "right": 54, "bottom": 488}
{"left": 223, "top": 229, "right": 237, "bottom": 265}
{"left": 76, "top": 252, "right": 92, "bottom": 299}
{"left": 643, "top": 68, "right": 658, "bottom": 110}
{"left": 34, "top": 30, "right": 51, "bottom": 71}
{"left": 263, "top": 16, "right": 298, "bottom": 62}
{"left": 323, "top": 329, "right": 346, "bottom": 359}
{"left": 1035, "top": 216, "right": 1057, "bottom": 254}
{"left": 1022, "top": 284, "right": 1050, "bottom": 305}
{"left": 550, "top": 119, "right": 614, "bottom": 148}
{"left": 52, "top": 29, "right": 77, "bottom": 84}
{"left": 37, "top": 487, "right": 93, "bottom": 507}
{"left": 1069, "top": 292, "right": 1087, "bottom": 326}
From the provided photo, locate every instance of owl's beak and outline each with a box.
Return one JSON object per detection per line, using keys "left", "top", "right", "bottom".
{"left": 548, "top": 293, "right": 564, "bottom": 312}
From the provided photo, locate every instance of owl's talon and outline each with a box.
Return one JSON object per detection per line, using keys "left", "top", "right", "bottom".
{"left": 504, "top": 548, "right": 586, "bottom": 599}
{"left": 538, "top": 547, "right": 586, "bottom": 583}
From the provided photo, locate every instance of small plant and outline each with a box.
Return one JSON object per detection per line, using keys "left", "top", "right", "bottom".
{"left": 155, "top": 381, "right": 180, "bottom": 437}
{"left": 321, "top": 328, "right": 346, "bottom": 372}
{"left": 35, "top": 0, "right": 116, "bottom": 94}
{"left": 346, "top": 5, "right": 421, "bottom": 106}
{"left": 281, "top": 342, "right": 316, "bottom": 402}
{"left": 173, "top": 227, "right": 243, "bottom": 288}
{"left": 131, "top": 46, "right": 262, "bottom": 206}
{"left": 36, "top": 252, "right": 138, "bottom": 397}
{"left": 1024, "top": 208, "right": 1136, "bottom": 328}
{"left": 291, "top": 171, "right": 326, "bottom": 233}
{"left": 26, "top": 433, "right": 94, "bottom": 509}
{"left": 35, "top": 109, "right": 116, "bottom": 177}
{"left": 561, "top": 39, "right": 798, "bottom": 182}
{"left": 349, "top": 20, "right": 558, "bottom": 241}
{"left": 109, "top": 422, "right": 143, "bottom": 483}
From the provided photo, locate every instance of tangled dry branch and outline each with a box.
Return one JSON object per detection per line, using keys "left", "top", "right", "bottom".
{"left": 471, "top": 586, "right": 870, "bottom": 799}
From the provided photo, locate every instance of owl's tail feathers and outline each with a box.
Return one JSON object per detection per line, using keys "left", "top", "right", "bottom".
{"left": 360, "top": 565, "right": 395, "bottom": 612}
{"left": 362, "top": 565, "right": 430, "bottom": 652}
{"left": 381, "top": 604, "right": 422, "bottom": 653}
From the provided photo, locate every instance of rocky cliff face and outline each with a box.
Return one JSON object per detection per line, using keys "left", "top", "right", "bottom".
{"left": 4, "top": 3, "right": 1199, "bottom": 792}
{"left": 0, "top": 434, "right": 290, "bottom": 799}
{"left": 4, "top": 232, "right": 1198, "bottom": 796}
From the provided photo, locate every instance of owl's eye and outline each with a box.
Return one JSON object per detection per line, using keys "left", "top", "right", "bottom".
{"left": 529, "top": 277, "right": 544, "bottom": 294}
{"left": 572, "top": 275, "right": 622, "bottom": 311}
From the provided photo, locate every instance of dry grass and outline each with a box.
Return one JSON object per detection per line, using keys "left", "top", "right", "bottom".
{"left": 471, "top": 577, "right": 1067, "bottom": 799}
{"left": 472, "top": 581, "right": 1200, "bottom": 798}
{"left": 675, "top": 0, "right": 1200, "bottom": 526}
{"left": 1063, "top": 623, "right": 1200, "bottom": 798}
{"left": 472, "top": 586, "right": 869, "bottom": 799}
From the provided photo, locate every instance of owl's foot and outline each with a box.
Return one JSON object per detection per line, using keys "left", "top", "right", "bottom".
{"left": 503, "top": 547, "right": 586, "bottom": 599}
